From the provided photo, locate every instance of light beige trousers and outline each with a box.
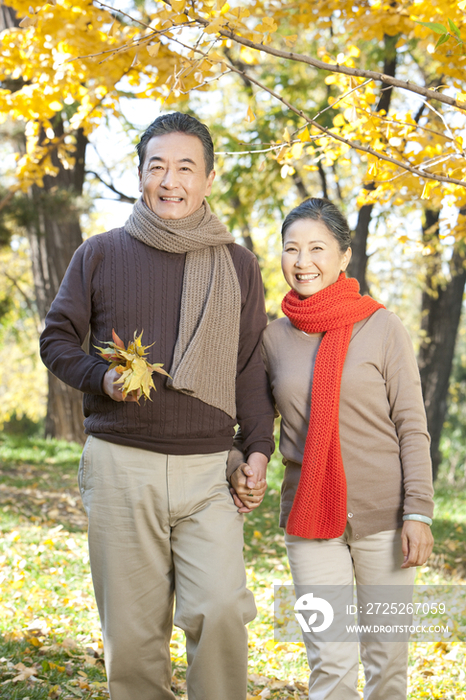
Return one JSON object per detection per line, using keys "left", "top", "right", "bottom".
{"left": 79, "top": 437, "right": 256, "bottom": 700}
{"left": 285, "top": 526, "right": 416, "bottom": 700}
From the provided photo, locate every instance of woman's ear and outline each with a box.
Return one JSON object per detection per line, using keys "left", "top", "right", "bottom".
{"left": 341, "top": 246, "right": 352, "bottom": 272}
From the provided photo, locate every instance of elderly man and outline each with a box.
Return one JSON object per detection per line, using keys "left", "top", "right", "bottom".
{"left": 40, "top": 112, "right": 275, "bottom": 700}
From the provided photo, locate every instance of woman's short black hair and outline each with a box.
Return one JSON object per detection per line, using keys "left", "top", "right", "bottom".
{"left": 281, "top": 198, "right": 351, "bottom": 252}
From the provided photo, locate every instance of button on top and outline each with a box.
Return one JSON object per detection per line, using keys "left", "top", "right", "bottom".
{"left": 348, "top": 512, "right": 353, "bottom": 518}
{"left": 355, "top": 534, "right": 360, "bottom": 540}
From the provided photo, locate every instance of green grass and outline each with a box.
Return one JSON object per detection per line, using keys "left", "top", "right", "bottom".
{"left": 0, "top": 435, "right": 465, "bottom": 699}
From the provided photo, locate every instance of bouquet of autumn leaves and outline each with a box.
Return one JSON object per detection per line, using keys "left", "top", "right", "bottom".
{"left": 95, "top": 329, "right": 170, "bottom": 402}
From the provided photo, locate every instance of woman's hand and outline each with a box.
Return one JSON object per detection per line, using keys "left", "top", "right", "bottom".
{"left": 401, "top": 520, "right": 434, "bottom": 568}
{"left": 230, "top": 463, "right": 267, "bottom": 513}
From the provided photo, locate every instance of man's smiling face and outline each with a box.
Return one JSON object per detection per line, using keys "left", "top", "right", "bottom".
{"left": 138, "top": 131, "right": 215, "bottom": 220}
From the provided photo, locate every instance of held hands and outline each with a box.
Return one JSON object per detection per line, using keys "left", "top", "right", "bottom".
{"left": 103, "top": 368, "right": 141, "bottom": 402}
{"left": 230, "top": 451, "right": 268, "bottom": 513}
{"left": 401, "top": 520, "right": 434, "bottom": 568}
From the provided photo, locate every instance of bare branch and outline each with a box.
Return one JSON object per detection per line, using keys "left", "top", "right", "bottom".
{"left": 216, "top": 137, "right": 322, "bottom": 156}
{"left": 95, "top": 1, "right": 164, "bottom": 32}
{"left": 0, "top": 189, "right": 15, "bottom": 214}
{"left": 86, "top": 170, "right": 137, "bottom": 203}
{"left": 310, "top": 78, "right": 373, "bottom": 122}
{"left": 3, "top": 271, "right": 36, "bottom": 314}
{"left": 421, "top": 100, "right": 456, "bottom": 144}
{"left": 357, "top": 108, "right": 458, "bottom": 145}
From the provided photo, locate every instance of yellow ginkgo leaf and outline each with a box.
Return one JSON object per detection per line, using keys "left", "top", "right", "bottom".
{"left": 245, "top": 106, "right": 256, "bottom": 122}
{"left": 291, "top": 142, "right": 303, "bottom": 159}
{"left": 421, "top": 181, "right": 437, "bottom": 200}
{"left": 284, "top": 34, "right": 298, "bottom": 47}
{"left": 171, "top": 0, "right": 186, "bottom": 12}
{"left": 19, "top": 15, "right": 37, "bottom": 27}
{"left": 147, "top": 43, "right": 160, "bottom": 57}
{"left": 299, "top": 126, "right": 310, "bottom": 143}
{"left": 109, "top": 20, "right": 119, "bottom": 37}
{"left": 333, "top": 114, "right": 346, "bottom": 127}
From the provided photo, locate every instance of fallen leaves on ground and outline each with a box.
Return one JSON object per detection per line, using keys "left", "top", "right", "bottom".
{"left": 0, "top": 483, "right": 87, "bottom": 530}
{"left": 1, "top": 440, "right": 466, "bottom": 698}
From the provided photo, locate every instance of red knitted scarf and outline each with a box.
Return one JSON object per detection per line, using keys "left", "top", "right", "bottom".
{"left": 282, "top": 273, "right": 384, "bottom": 539}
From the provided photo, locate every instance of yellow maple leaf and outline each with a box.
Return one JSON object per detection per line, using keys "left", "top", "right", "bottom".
{"left": 95, "top": 329, "right": 169, "bottom": 402}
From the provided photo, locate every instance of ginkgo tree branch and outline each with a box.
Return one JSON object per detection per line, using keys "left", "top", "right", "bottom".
{"left": 58, "top": 0, "right": 466, "bottom": 188}
{"left": 224, "top": 61, "right": 466, "bottom": 189}
{"left": 129, "top": 15, "right": 466, "bottom": 187}
{"left": 195, "top": 17, "right": 466, "bottom": 112}
{"left": 84, "top": 3, "right": 465, "bottom": 113}
{"left": 143, "top": 0, "right": 466, "bottom": 112}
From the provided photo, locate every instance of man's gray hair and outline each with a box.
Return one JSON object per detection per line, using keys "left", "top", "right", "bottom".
{"left": 137, "top": 112, "right": 215, "bottom": 176}
{"left": 281, "top": 198, "right": 352, "bottom": 252}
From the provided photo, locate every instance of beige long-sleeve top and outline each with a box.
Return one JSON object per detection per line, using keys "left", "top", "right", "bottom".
{"left": 262, "top": 308, "right": 434, "bottom": 538}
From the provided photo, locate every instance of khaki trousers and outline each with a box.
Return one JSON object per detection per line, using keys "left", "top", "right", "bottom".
{"left": 285, "top": 527, "right": 415, "bottom": 700}
{"left": 79, "top": 437, "right": 256, "bottom": 700}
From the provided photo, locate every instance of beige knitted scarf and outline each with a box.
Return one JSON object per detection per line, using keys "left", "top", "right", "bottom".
{"left": 125, "top": 197, "right": 241, "bottom": 418}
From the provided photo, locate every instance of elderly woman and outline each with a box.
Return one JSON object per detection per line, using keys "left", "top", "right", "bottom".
{"left": 231, "top": 198, "right": 434, "bottom": 700}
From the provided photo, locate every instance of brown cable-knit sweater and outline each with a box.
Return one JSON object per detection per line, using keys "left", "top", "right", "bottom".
{"left": 40, "top": 227, "right": 275, "bottom": 458}
{"left": 262, "top": 310, "right": 434, "bottom": 538}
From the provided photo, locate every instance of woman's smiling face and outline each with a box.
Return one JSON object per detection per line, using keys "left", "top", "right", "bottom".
{"left": 281, "top": 218, "right": 352, "bottom": 298}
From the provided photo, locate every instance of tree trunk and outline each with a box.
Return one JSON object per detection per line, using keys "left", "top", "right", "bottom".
{"left": 347, "top": 201, "right": 372, "bottom": 294}
{"left": 418, "top": 209, "right": 466, "bottom": 480}
{"left": 347, "top": 34, "right": 398, "bottom": 292}
{"left": 1, "top": 3, "right": 87, "bottom": 443}
{"left": 45, "top": 375, "right": 85, "bottom": 443}
{"left": 229, "top": 194, "right": 256, "bottom": 254}
{"left": 27, "top": 121, "right": 88, "bottom": 444}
